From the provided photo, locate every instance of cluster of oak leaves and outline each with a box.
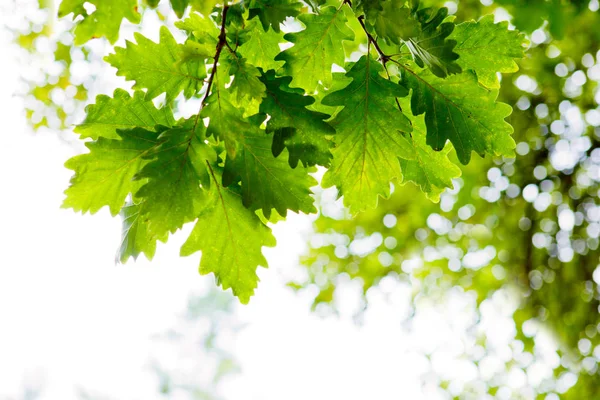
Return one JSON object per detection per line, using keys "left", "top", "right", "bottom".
{"left": 59, "top": 0, "right": 529, "bottom": 302}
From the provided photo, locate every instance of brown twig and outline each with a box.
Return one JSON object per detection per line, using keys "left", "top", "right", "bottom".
{"left": 357, "top": 15, "right": 390, "bottom": 63}
{"left": 193, "top": 3, "right": 230, "bottom": 132}
{"left": 344, "top": 0, "right": 402, "bottom": 112}
{"left": 343, "top": 0, "right": 390, "bottom": 63}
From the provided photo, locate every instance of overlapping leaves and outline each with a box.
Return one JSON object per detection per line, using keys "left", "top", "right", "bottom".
{"left": 259, "top": 72, "right": 335, "bottom": 168}
{"left": 276, "top": 5, "right": 355, "bottom": 92}
{"left": 365, "top": 0, "right": 460, "bottom": 78}
{"left": 75, "top": 89, "right": 175, "bottom": 140}
{"left": 59, "top": 0, "right": 527, "bottom": 302}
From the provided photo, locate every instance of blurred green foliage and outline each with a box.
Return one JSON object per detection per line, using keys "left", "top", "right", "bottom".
{"left": 9, "top": 0, "right": 91, "bottom": 132}
{"left": 294, "top": 1, "right": 600, "bottom": 398}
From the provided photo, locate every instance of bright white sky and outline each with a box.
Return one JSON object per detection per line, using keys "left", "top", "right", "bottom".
{"left": 0, "top": 4, "right": 558, "bottom": 400}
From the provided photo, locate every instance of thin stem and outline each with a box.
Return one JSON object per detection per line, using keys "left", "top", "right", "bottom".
{"left": 356, "top": 15, "right": 389, "bottom": 63}
{"left": 346, "top": 2, "right": 402, "bottom": 112}
{"left": 202, "top": 4, "right": 229, "bottom": 106}
{"left": 344, "top": 0, "right": 403, "bottom": 64}
{"left": 193, "top": 3, "right": 230, "bottom": 132}
{"left": 387, "top": 52, "right": 411, "bottom": 58}
{"left": 343, "top": 0, "right": 389, "bottom": 63}
{"left": 224, "top": 39, "right": 236, "bottom": 54}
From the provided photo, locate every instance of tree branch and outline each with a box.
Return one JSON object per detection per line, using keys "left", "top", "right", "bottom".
{"left": 193, "top": 3, "right": 230, "bottom": 132}
{"left": 201, "top": 4, "right": 230, "bottom": 106}
{"left": 357, "top": 15, "right": 390, "bottom": 63}
{"left": 344, "top": 0, "right": 390, "bottom": 63}
{"left": 345, "top": 1, "right": 402, "bottom": 112}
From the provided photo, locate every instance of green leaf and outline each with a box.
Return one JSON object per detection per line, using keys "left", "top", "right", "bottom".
{"left": 451, "top": 15, "right": 529, "bottom": 89}
{"left": 177, "top": 13, "right": 219, "bottom": 61}
{"left": 403, "top": 6, "right": 461, "bottom": 78}
{"left": 118, "top": 200, "right": 169, "bottom": 263}
{"left": 321, "top": 55, "right": 414, "bottom": 214}
{"left": 175, "top": 11, "right": 219, "bottom": 41}
{"left": 180, "top": 40, "right": 216, "bottom": 63}
{"left": 146, "top": 0, "right": 161, "bottom": 8}
{"left": 221, "top": 54, "right": 266, "bottom": 115}
{"left": 58, "top": 0, "right": 85, "bottom": 16}
{"left": 247, "top": 0, "right": 302, "bottom": 33}
{"left": 368, "top": 0, "right": 420, "bottom": 44}
{"left": 402, "top": 65, "right": 515, "bottom": 164}
{"left": 223, "top": 118, "right": 317, "bottom": 218}
{"left": 105, "top": 26, "right": 206, "bottom": 102}
{"left": 305, "top": 0, "right": 326, "bottom": 12}
{"left": 275, "top": 5, "right": 354, "bottom": 92}
{"left": 236, "top": 19, "right": 284, "bottom": 71}
{"left": 397, "top": 99, "right": 461, "bottom": 201}
{"left": 58, "top": 0, "right": 141, "bottom": 45}
{"left": 135, "top": 123, "right": 215, "bottom": 236}
{"left": 494, "top": 0, "right": 573, "bottom": 39}
{"left": 170, "top": 0, "right": 189, "bottom": 18}
{"left": 259, "top": 71, "right": 335, "bottom": 168}
{"left": 353, "top": 0, "right": 383, "bottom": 15}
{"left": 63, "top": 127, "right": 163, "bottom": 216}
{"left": 189, "top": 0, "right": 220, "bottom": 16}
{"left": 364, "top": 2, "right": 460, "bottom": 77}
{"left": 181, "top": 165, "right": 276, "bottom": 304}
{"left": 75, "top": 89, "right": 176, "bottom": 140}
{"left": 202, "top": 89, "right": 251, "bottom": 157}
{"left": 306, "top": 72, "right": 353, "bottom": 115}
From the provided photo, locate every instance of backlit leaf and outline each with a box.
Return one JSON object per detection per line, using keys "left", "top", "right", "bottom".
{"left": 181, "top": 166, "right": 276, "bottom": 304}
{"left": 275, "top": 5, "right": 354, "bottom": 92}
{"left": 106, "top": 26, "right": 206, "bottom": 102}
{"left": 321, "top": 55, "right": 414, "bottom": 214}
{"left": 117, "top": 200, "right": 169, "bottom": 263}
{"left": 63, "top": 127, "right": 164, "bottom": 216}
{"left": 58, "top": 0, "right": 140, "bottom": 45}
{"left": 452, "top": 15, "right": 529, "bottom": 88}
{"left": 75, "top": 89, "right": 175, "bottom": 140}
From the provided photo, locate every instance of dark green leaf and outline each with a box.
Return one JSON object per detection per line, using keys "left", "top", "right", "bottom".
{"left": 247, "top": 0, "right": 302, "bottom": 33}
{"left": 402, "top": 65, "right": 515, "bottom": 164}
{"left": 260, "top": 71, "right": 335, "bottom": 168}
{"left": 223, "top": 118, "right": 317, "bottom": 218}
